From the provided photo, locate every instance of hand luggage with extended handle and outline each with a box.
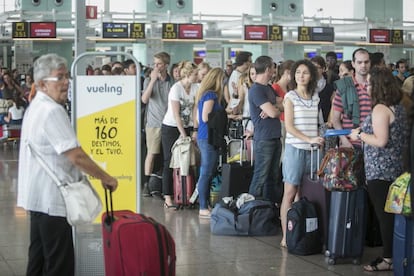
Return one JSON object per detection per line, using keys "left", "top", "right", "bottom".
{"left": 173, "top": 168, "right": 195, "bottom": 209}
{"left": 300, "top": 145, "right": 330, "bottom": 248}
{"left": 219, "top": 139, "right": 253, "bottom": 201}
{"left": 102, "top": 189, "right": 176, "bottom": 276}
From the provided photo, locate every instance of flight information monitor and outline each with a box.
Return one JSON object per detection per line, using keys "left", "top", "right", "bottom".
{"left": 30, "top": 22, "right": 56, "bottom": 38}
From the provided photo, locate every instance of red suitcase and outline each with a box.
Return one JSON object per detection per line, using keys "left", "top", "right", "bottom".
{"left": 173, "top": 168, "right": 195, "bottom": 209}
{"left": 102, "top": 190, "right": 176, "bottom": 276}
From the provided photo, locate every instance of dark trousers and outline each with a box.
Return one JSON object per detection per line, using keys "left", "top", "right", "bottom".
{"left": 366, "top": 179, "right": 394, "bottom": 258}
{"left": 26, "top": 211, "right": 74, "bottom": 276}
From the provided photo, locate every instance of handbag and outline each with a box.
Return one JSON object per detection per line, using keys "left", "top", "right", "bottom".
{"left": 317, "top": 147, "right": 359, "bottom": 191}
{"left": 28, "top": 143, "right": 103, "bottom": 226}
{"left": 384, "top": 172, "right": 411, "bottom": 216}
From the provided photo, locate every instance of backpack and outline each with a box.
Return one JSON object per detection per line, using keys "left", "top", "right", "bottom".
{"left": 286, "top": 197, "right": 322, "bottom": 255}
{"left": 148, "top": 172, "right": 162, "bottom": 195}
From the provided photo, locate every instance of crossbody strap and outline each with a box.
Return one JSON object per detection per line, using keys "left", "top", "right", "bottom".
{"left": 27, "top": 141, "right": 63, "bottom": 188}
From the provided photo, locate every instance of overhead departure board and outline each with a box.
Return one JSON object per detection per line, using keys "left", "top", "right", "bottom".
{"left": 244, "top": 25, "right": 268, "bottom": 40}
{"left": 298, "top": 26, "right": 334, "bottom": 42}
{"left": 130, "top": 23, "right": 145, "bottom": 39}
{"left": 268, "top": 25, "right": 283, "bottom": 41}
{"left": 162, "top": 23, "right": 178, "bottom": 39}
{"left": 390, "top": 29, "right": 403, "bottom": 44}
{"left": 369, "top": 29, "right": 390, "bottom": 43}
{"left": 30, "top": 22, "right": 56, "bottom": 38}
{"left": 178, "top": 24, "right": 203, "bottom": 39}
{"left": 12, "top": 22, "right": 29, "bottom": 38}
{"left": 102, "top": 22, "right": 129, "bottom": 38}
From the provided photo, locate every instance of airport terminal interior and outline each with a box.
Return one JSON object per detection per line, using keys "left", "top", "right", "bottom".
{"left": 1, "top": 0, "right": 414, "bottom": 275}
{"left": 0, "top": 147, "right": 394, "bottom": 276}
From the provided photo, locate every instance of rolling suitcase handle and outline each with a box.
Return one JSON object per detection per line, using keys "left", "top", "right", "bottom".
{"left": 104, "top": 188, "right": 115, "bottom": 232}
{"left": 310, "top": 144, "right": 320, "bottom": 181}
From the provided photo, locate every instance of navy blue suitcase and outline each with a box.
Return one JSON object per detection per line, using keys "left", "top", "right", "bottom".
{"left": 325, "top": 188, "right": 367, "bottom": 265}
{"left": 393, "top": 215, "right": 414, "bottom": 275}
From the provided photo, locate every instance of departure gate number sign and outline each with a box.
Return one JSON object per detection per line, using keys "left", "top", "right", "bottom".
{"left": 12, "top": 22, "right": 29, "bottom": 38}
{"left": 162, "top": 23, "right": 178, "bottom": 39}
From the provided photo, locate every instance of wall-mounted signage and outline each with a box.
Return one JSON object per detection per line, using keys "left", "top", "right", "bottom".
{"left": 12, "top": 22, "right": 29, "bottom": 38}
{"left": 298, "top": 26, "right": 312, "bottom": 41}
{"left": 311, "top": 27, "right": 334, "bottom": 42}
{"left": 369, "top": 29, "right": 390, "bottom": 43}
{"left": 269, "top": 25, "right": 283, "bottom": 41}
{"left": 390, "top": 29, "right": 403, "bottom": 44}
{"left": 86, "top": 5, "right": 98, "bottom": 19}
{"left": 130, "top": 23, "right": 145, "bottom": 39}
{"left": 102, "top": 22, "right": 129, "bottom": 39}
{"left": 162, "top": 23, "right": 178, "bottom": 39}
{"left": 244, "top": 25, "right": 268, "bottom": 40}
{"left": 178, "top": 24, "right": 203, "bottom": 39}
{"left": 30, "top": 22, "right": 56, "bottom": 38}
{"left": 298, "top": 26, "right": 334, "bottom": 42}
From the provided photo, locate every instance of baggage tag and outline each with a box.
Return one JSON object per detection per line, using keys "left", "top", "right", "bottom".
{"left": 306, "top": 217, "right": 318, "bottom": 232}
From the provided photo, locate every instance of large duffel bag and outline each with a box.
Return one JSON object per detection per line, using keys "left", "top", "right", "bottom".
{"left": 210, "top": 199, "right": 279, "bottom": 236}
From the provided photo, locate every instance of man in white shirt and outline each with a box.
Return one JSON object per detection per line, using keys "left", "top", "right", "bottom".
{"left": 18, "top": 54, "right": 118, "bottom": 276}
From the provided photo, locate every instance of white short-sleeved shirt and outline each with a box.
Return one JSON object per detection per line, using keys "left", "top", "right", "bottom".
{"left": 8, "top": 105, "right": 24, "bottom": 120}
{"left": 284, "top": 90, "right": 320, "bottom": 150}
{"left": 17, "top": 91, "right": 82, "bottom": 217}
{"left": 162, "top": 82, "right": 198, "bottom": 128}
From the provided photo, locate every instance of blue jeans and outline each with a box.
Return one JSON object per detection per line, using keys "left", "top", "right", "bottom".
{"left": 249, "top": 138, "right": 282, "bottom": 203}
{"left": 197, "top": 139, "right": 219, "bottom": 209}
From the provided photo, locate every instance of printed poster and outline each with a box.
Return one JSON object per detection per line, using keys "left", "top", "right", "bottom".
{"left": 76, "top": 75, "right": 138, "bottom": 217}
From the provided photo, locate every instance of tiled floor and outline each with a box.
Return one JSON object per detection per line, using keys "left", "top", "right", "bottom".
{"left": 0, "top": 145, "right": 393, "bottom": 276}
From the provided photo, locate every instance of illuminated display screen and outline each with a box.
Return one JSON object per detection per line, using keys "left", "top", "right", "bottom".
{"left": 30, "top": 22, "right": 56, "bottom": 38}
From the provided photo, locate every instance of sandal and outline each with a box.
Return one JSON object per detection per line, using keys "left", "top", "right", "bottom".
{"left": 164, "top": 203, "right": 178, "bottom": 210}
{"left": 363, "top": 257, "right": 393, "bottom": 272}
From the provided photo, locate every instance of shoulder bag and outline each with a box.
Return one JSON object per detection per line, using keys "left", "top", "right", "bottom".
{"left": 28, "top": 142, "right": 103, "bottom": 226}
{"left": 384, "top": 172, "right": 411, "bottom": 216}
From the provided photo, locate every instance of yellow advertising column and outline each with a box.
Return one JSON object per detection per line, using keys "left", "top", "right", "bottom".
{"left": 72, "top": 53, "right": 140, "bottom": 216}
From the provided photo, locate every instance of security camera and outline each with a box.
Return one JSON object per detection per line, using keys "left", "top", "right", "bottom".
{"left": 288, "top": 3, "right": 297, "bottom": 12}
{"left": 270, "top": 2, "right": 278, "bottom": 11}
{"left": 31, "top": 0, "right": 41, "bottom": 6}
{"left": 155, "top": 0, "right": 164, "bottom": 8}
{"left": 176, "top": 0, "right": 185, "bottom": 8}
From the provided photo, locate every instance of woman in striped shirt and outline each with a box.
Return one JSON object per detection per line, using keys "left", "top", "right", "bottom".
{"left": 279, "top": 59, "right": 324, "bottom": 248}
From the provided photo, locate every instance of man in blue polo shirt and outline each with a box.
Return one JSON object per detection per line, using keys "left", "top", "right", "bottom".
{"left": 248, "top": 55, "right": 282, "bottom": 203}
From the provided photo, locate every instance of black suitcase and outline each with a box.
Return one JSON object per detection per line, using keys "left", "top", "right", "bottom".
{"left": 219, "top": 162, "right": 253, "bottom": 201}
{"left": 325, "top": 188, "right": 367, "bottom": 265}
{"left": 219, "top": 139, "right": 253, "bottom": 201}
{"left": 300, "top": 146, "right": 330, "bottom": 248}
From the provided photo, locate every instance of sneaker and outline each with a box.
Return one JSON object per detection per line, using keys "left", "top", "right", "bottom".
{"left": 142, "top": 183, "right": 151, "bottom": 197}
